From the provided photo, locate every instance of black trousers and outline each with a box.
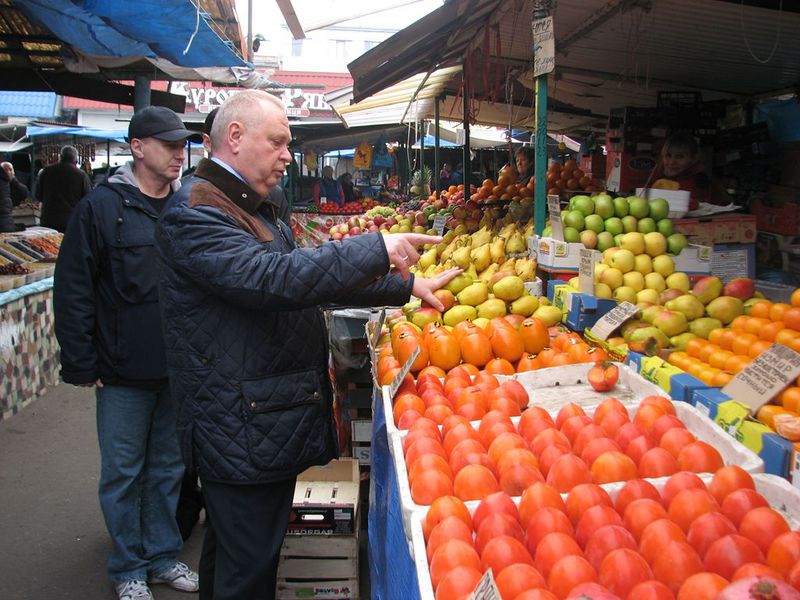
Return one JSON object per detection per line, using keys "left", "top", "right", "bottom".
{"left": 199, "top": 477, "right": 297, "bottom": 600}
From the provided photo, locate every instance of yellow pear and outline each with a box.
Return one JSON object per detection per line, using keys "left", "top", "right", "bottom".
{"left": 510, "top": 294, "right": 539, "bottom": 316}
{"left": 490, "top": 238, "right": 506, "bottom": 264}
{"left": 471, "top": 244, "right": 492, "bottom": 272}
{"left": 505, "top": 232, "right": 527, "bottom": 254}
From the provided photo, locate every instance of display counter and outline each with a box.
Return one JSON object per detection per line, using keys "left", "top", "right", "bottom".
{"left": 0, "top": 277, "right": 60, "bottom": 421}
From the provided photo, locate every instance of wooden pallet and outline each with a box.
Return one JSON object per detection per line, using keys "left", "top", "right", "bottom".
{"left": 277, "top": 531, "right": 359, "bottom": 600}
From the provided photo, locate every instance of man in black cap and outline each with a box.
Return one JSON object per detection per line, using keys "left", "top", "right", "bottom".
{"left": 54, "top": 106, "right": 202, "bottom": 600}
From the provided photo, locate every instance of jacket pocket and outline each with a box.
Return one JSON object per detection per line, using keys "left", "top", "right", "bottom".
{"left": 109, "top": 229, "right": 158, "bottom": 303}
{"left": 241, "top": 368, "right": 331, "bottom": 472}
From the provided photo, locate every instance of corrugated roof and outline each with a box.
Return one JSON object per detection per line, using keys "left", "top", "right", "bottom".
{"left": 0, "top": 91, "right": 56, "bottom": 117}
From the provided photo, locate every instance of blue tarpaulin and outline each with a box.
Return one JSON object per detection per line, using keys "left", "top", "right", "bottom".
{"left": 754, "top": 98, "right": 800, "bottom": 144}
{"left": 0, "top": 92, "right": 57, "bottom": 118}
{"left": 16, "top": 0, "right": 246, "bottom": 69}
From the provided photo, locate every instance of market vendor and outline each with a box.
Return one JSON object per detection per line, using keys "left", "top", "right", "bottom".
{"left": 312, "top": 165, "right": 344, "bottom": 206}
{"left": 515, "top": 146, "right": 535, "bottom": 186}
{"left": 650, "top": 131, "right": 710, "bottom": 210}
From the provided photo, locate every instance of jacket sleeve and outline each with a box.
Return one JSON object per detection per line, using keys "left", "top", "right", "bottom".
{"left": 157, "top": 204, "right": 396, "bottom": 311}
{"left": 53, "top": 197, "right": 101, "bottom": 384}
{"left": 10, "top": 179, "right": 28, "bottom": 205}
{"left": 81, "top": 172, "right": 93, "bottom": 199}
{"left": 332, "top": 272, "right": 414, "bottom": 308}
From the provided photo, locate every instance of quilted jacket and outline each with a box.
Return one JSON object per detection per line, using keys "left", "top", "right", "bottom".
{"left": 156, "top": 159, "right": 413, "bottom": 483}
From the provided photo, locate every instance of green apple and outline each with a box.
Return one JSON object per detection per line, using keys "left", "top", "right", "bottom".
{"left": 580, "top": 230, "right": 598, "bottom": 249}
{"left": 564, "top": 227, "right": 581, "bottom": 243}
{"left": 595, "top": 282, "right": 613, "bottom": 299}
{"left": 604, "top": 217, "right": 623, "bottom": 236}
{"left": 613, "top": 196, "right": 629, "bottom": 218}
{"left": 649, "top": 198, "right": 670, "bottom": 221}
{"left": 614, "top": 233, "right": 625, "bottom": 247}
{"left": 594, "top": 195, "right": 615, "bottom": 219}
{"left": 584, "top": 214, "right": 605, "bottom": 233}
{"left": 628, "top": 196, "right": 650, "bottom": 219}
{"left": 656, "top": 219, "right": 674, "bottom": 237}
{"left": 610, "top": 248, "right": 636, "bottom": 273}
{"left": 597, "top": 232, "right": 616, "bottom": 252}
{"left": 667, "top": 233, "right": 689, "bottom": 255}
{"left": 637, "top": 218, "right": 657, "bottom": 234}
{"left": 600, "top": 267, "right": 624, "bottom": 290}
{"left": 572, "top": 196, "right": 595, "bottom": 217}
{"left": 652, "top": 255, "right": 676, "bottom": 277}
{"left": 621, "top": 215, "right": 639, "bottom": 233}
{"left": 563, "top": 210, "right": 585, "bottom": 231}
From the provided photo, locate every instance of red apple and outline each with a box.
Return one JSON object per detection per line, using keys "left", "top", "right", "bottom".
{"left": 723, "top": 278, "right": 755, "bottom": 301}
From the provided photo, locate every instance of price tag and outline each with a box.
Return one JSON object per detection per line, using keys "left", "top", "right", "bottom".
{"left": 433, "top": 215, "right": 447, "bottom": 235}
{"left": 578, "top": 248, "right": 595, "bottom": 296}
{"left": 467, "top": 569, "right": 501, "bottom": 600}
{"left": 590, "top": 301, "right": 638, "bottom": 341}
{"left": 387, "top": 345, "right": 420, "bottom": 399}
{"left": 547, "top": 195, "right": 564, "bottom": 241}
{"left": 721, "top": 343, "right": 800, "bottom": 413}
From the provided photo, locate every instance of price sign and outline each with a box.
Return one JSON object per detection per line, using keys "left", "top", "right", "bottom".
{"left": 366, "top": 308, "right": 386, "bottom": 365}
{"left": 590, "top": 301, "right": 639, "bottom": 341}
{"left": 721, "top": 343, "right": 800, "bottom": 413}
{"left": 547, "top": 195, "right": 564, "bottom": 241}
{"left": 578, "top": 248, "right": 595, "bottom": 295}
{"left": 467, "top": 569, "right": 501, "bottom": 600}
{"left": 531, "top": 16, "right": 555, "bottom": 78}
{"left": 432, "top": 215, "right": 447, "bottom": 235}
{"left": 387, "top": 345, "right": 420, "bottom": 399}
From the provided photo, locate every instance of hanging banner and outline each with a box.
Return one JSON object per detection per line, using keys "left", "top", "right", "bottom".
{"left": 353, "top": 141, "right": 373, "bottom": 170}
{"left": 532, "top": 16, "right": 555, "bottom": 78}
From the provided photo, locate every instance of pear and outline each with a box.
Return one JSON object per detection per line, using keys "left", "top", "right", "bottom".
{"left": 533, "top": 305, "right": 563, "bottom": 327}
{"left": 456, "top": 282, "right": 490, "bottom": 307}
{"left": 505, "top": 231, "right": 527, "bottom": 254}
{"left": 515, "top": 258, "right": 537, "bottom": 282}
{"left": 443, "top": 305, "right": 478, "bottom": 327}
{"left": 670, "top": 332, "right": 697, "bottom": 351}
{"left": 471, "top": 244, "right": 492, "bottom": 272}
{"left": 689, "top": 317, "right": 723, "bottom": 339}
{"left": 499, "top": 257, "right": 517, "bottom": 273}
{"left": 665, "top": 294, "right": 705, "bottom": 321}
{"left": 470, "top": 226, "right": 492, "bottom": 247}
{"left": 417, "top": 247, "right": 437, "bottom": 270}
{"left": 478, "top": 263, "right": 499, "bottom": 284}
{"left": 443, "top": 273, "right": 473, "bottom": 294}
{"left": 510, "top": 294, "right": 539, "bottom": 316}
{"left": 490, "top": 238, "right": 507, "bottom": 264}
{"left": 705, "top": 296, "right": 744, "bottom": 325}
{"left": 452, "top": 246, "right": 472, "bottom": 270}
{"left": 410, "top": 307, "right": 441, "bottom": 329}
{"left": 493, "top": 276, "right": 526, "bottom": 301}
{"left": 464, "top": 263, "right": 479, "bottom": 281}
{"left": 477, "top": 298, "right": 508, "bottom": 319}
{"left": 472, "top": 317, "right": 490, "bottom": 329}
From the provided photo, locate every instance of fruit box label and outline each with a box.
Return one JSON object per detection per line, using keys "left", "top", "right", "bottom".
{"left": 547, "top": 195, "right": 564, "bottom": 241}
{"left": 721, "top": 343, "right": 800, "bottom": 413}
{"left": 639, "top": 355, "right": 683, "bottom": 395}
{"left": 591, "top": 301, "right": 638, "bottom": 341}
{"left": 468, "top": 569, "right": 501, "bottom": 600}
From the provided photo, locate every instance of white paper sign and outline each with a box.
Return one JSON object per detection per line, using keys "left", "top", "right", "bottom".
{"left": 721, "top": 343, "right": 800, "bottom": 413}
{"left": 433, "top": 215, "right": 447, "bottom": 235}
{"left": 578, "top": 248, "right": 596, "bottom": 296}
{"left": 547, "top": 195, "right": 564, "bottom": 241}
{"left": 532, "top": 16, "right": 555, "bottom": 78}
{"left": 591, "top": 301, "right": 639, "bottom": 341}
{"left": 387, "top": 345, "right": 420, "bottom": 399}
{"left": 467, "top": 569, "right": 501, "bottom": 600}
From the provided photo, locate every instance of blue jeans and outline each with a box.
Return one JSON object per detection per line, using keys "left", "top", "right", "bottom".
{"left": 96, "top": 384, "right": 185, "bottom": 583}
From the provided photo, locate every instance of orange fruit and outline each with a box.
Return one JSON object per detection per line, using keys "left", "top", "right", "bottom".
{"left": 748, "top": 339, "right": 772, "bottom": 358}
{"left": 731, "top": 333, "right": 759, "bottom": 356}
{"left": 770, "top": 303, "right": 792, "bottom": 322}
{"left": 744, "top": 317, "right": 770, "bottom": 335}
{"left": 750, "top": 301, "right": 773, "bottom": 319}
{"left": 731, "top": 315, "right": 751, "bottom": 331}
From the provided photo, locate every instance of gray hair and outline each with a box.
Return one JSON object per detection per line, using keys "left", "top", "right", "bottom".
{"left": 209, "top": 90, "right": 285, "bottom": 152}
{"left": 60, "top": 145, "right": 79, "bottom": 163}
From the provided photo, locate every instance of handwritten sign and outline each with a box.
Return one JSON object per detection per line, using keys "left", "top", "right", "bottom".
{"left": 467, "top": 569, "right": 501, "bottom": 600}
{"left": 547, "top": 195, "right": 564, "bottom": 241}
{"left": 578, "top": 248, "right": 595, "bottom": 296}
{"left": 721, "top": 343, "right": 800, "bottom": 413}
{"left": 532, "top": 16, "right": 555, "bottom": 78}
{"left": 591, "top": 301, "right": 639, "bottom": 341}
{"left": 433, "top": 215, "right": 447, "bottom": 235}
{"left": 387, "top": 345, "right": 420, "bottom": 399}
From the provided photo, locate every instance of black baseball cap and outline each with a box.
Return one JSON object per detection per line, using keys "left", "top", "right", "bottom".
{"left": 127, "top": 106, "right": 202, "bottom": 143}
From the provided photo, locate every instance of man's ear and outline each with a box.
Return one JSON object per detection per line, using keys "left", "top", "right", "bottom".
{"left": 130, "top": 139, "right": 145, "bottom": 160}
{"left": 228, "top": 121, "right": 244, "bottom": 154}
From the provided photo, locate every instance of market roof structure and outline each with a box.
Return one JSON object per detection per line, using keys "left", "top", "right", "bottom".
{"left": 342, "top": 0, "right": 800, "bottom": 134}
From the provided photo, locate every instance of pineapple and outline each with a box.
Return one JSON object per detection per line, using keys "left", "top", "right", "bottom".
{"left": 409, "top": 166, "right": 432, "bottom": 197}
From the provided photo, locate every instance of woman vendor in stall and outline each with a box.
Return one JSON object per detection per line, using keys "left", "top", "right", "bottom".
{"left": 514, "top": 146, "right": 535, "bottom": 186}
{"left": 650, "top": 131, "right": 711, "bottom": 211}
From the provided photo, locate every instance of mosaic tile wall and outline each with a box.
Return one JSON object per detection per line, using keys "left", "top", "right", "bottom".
{"left": 0, "top": 290, "right": 60, "bottom": 421}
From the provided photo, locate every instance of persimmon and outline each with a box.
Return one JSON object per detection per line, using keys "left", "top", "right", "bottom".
{"left": 593, "top": 396, "right": 628, "bottom": 425}
{"left": 633, "top": 404, "right": 668, "bottom": 434}
{"left": 410, "top": 469, "right": 453, "bottom": 505}
{"left": 686, "top": 511, "right": 736, "bottom": 559}
{"left": 484, "top": 357, "right": 516, "bottom": 375}
{"left": 564, "top": 482, "right": 612, "bottom": 525}
{"left": 659, "top": 428, "right": 697, "bottom": 458}
{"left": 638, "top": 447, "right": 679, "bottom": 478}
{"left": 614, "top": 422, "right": 645, "bottom": 452}
{"left": 428, "top": 331, "right": 462, "bottom": 370}
{"left": 516, "top": 353, "right": 541, "bottom": 372}
{"left": 676, "top": 572, "right": 728, "bottom": 600}
{"left": 488, "top": 395, "right": 521, "bottom": 417}
{"left": 623, "top": 498, "right": 668, "bottom": 542}
{"left": 651, "top": 540, "right": 703, "bottom": 594}
{"left": 668, "top": 488, "right": 720, "bottom": 533}
{"left": 434, "top": 566, "right": 483, "bottom": 600}
{"left": 708, "top": 465, "right": 755, "bottom": 504}
{"left": 531, "top": 427, "right": 571, "bottom": 457}
{"left": 538, "top": 445, "right": 569, "bottom": 478}
{"left": 561, "top": 414, "right": 593, "bottom": 446}
{"left": 575, "top": 505, "right": 623, "bottom": 548}
{"left": 547, "top": 555, "right": 597, "bottom": 600}
{"left": 481, "top": 535, "right": 534, "bottom": 574}
{"left": 770, "top": 302, "right": 792, "bottom": 322}
{"left": 393, "top": 393, "right": 426, "bottom": 425}
{"left": 784, "top": 307, "right": 800, "bottom": 331}
{"left": 766, "top": 531, "right": 800, "bottom": 577}
{"left": 424, "top": 405, "right": 453, "bottom": 424}
{"left": 731, "top": 562, "right": 783, "bottom": 581}
{"left": 520, "top": 318, "right": 549, "bottom": 354}
{"left": 396, "top": 410, "right": 423, "bottom": 429}
{"left": 534, "top": 532, "right": 583, "bottom": 578}
{"left": 453, "top": 463, "right": 500, "bottom": 501}
{"left": 473, "top": 370, "right": 499, "bottom": 389}
{"left": 487, "top": 432, "right": 527, "bottom": 465}
{"left": 547, "top": 454, "right": 592, "bottom": 493}
{"left": 426, "top": 515, "right": 474, "bottom": 563}
{"left": 625, "top": 435, "right": 656, "bottom": 465}
{"left": 423, "top": 495, "right": 473, "bottom": 540}
{"left": 639, "top": 518, "right": 686, "bottom": 564}
{"left": 598, "top": 548, "right": 654, "bottom": 598}
{"left": 477, "top": 410, "right": 515, "bottom": 445}
{"left": 677, "top": 441, "right": 724, "bottom": 473}
{"left": 615, "top": 479, "right": 661, "bottom": 515}
{"left": 598, "top": 410, "right": 629, "bottom": 437}
{"left": 779, "top": 386, "right": 800, "bottom": 412}
{"left": 588, "top": 362, "right": 619, "bottom": 392}
{"left": 703, "top": 534, "right": 765, "bottom": 580}
{"left": 475, "top": 512, "right": 524, "bottom": 554}
{"left": 525, "top": 507, "right": 575, "bottom": 553}
{"left": 739, "top": 506, "right": 791, "bottom": 554}
{"left": 591, "top": 450, "right": 638, "bottom": 484}
{"left": 496, "top": 447, "right": 539, "bottom": 476}
{"left": 627, "top": 580, "right": 676, "bottom": 600}
{"left": 495, "top": 563, "right": 546, "bottom": 600}
{"left": 494, "top": 379, "right": 528, "bottom": 410}
{"left": 409, "top": 453, "right": 452, "bottom": 485}
{"left": 429, "top": 539, "right": 482, "bottom": 590}
{"left": 581, "top": 437, "right": 622, "bottom": 466}
{"left": 519, "top": 482, "right": 567, "bottom": 529}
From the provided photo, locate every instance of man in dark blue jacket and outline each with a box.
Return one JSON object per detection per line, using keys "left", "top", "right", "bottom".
{"left": 54, "top": 107, "right": 202, "bottom": 600}
{"left": 155, "top": 90, "right": 459, "bottom": 600}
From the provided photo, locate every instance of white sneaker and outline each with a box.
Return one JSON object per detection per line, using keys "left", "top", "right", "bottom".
{"left": 149, "top": 561, "right": 199, "bottom": 593}
{"left": 115, "top": 580, "right": 154, "bottom": 600}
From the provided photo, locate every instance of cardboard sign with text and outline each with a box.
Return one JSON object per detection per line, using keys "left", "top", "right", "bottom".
{"left": 387, "top": 345, "right": 420, "bottom": 399}
{"left": 721, "top": 343, "right": 800, "bottom": 413}
{"left": 531, "top": 16, "right": 555, "bottom": 78}
{"left": 433, "top": 215, "right": 447, "bottom": 235}
{"left": 547, "top": 195, "right": 564, "bottom": 241}
{"left": 578, "top": 248, "right": 596, "bottom": 296}
{"left": 467, "top": 569, "right": 501, "bottom": 600}
{"left": 590, "top": 301, "right": 638, "bottom": 341}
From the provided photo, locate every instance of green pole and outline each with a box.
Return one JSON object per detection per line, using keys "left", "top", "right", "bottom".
{"left": 434, "top": 98, "right": 441, "bottom": 194}
{"left": 462, "top": 63, "right": 470, "bottom": 202}
{"left": 534, "top": 76, "right": 547, "bottom": 235}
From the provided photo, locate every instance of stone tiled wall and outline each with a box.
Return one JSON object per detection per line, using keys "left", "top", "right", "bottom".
{"left": 0, "top": 290, "right": 60, "bottom": 420}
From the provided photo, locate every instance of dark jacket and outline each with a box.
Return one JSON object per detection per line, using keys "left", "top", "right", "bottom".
{"left": 156, "top": 158, "right": 412, "bottom": 483}
{"left": 0, "top": 169, "right": 28, "bottom": 232}
{"left": 54, "top": 162, "right": 176, "bottom": 387}
{"left": 37, "top": 161, "right": 93, "bottom": 232}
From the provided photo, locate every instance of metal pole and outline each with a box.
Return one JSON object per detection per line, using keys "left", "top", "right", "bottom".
{"left": 419, "top": 120, "right": 425, "bottom": 182}
{"left": 106, "top": 140, "right": 110, "bottom": 173}
{"left": 534, "top": 77, "right": 547, "bottom": 235}
{"left": 247, "top": 0, "right": 253, "bottom": 63}
{"left": 434, "top": 98, "right": 441, "bottom": 193}
{"left": 462, "top": 64, "right": 470, "bottom": 202}
{"left": 133, "top": 75, "right": 151, "bottom": 113}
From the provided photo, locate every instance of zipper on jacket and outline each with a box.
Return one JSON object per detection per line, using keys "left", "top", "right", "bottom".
{"left": 270, "top": 204, "right": 289, "bottom": 246}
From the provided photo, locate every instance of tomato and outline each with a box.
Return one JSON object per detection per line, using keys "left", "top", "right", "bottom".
{"left": 638, "top": 447, "right": 680, "bottom": 478}
{"left": 475, "top": 512, "right": 524, "bottom": 554}
{"left": 565, "top": 483, "right": 613, "bottom": 525}
{"left": 588, "top": 362, "right": 620, "bottom": 392}
{"left": 675, "top": 572, "right": 728, "bottom": 600}
{"left": 623, "top": 498, "right": 668, "bottom": 542}
{"left": 575, "top": 505, "right": 624, "bottom": 548}
{"left": 615, "top": 479, "right": 662, "bottom": 515}
{"left": 426, "top": 516, "right": 475, "bottom": 563}
{"left": 626, "top": 580, "right": 676, "bottom": 600}
{"left": 453, "top": 463, "right": 500, "bottom": 502}
{"left": 584, "top": 524, "right": 638, "bottom": 571}
{"left": 639, "top": 519, "right": 687, "bottom": 564}
{"left": 720, "top": 488, "right": 769, "bottom": 527}
{"left": 547, "top": 555, "right": 598, "bottom": 600}
{"left": 590, "top": 450, "right": 638, "bottom": 484}
{"left": 519, "top": 482, "right": 567, "bottom": 529}
{"left": 766, "top": 531, "right": 800, "bottom": 577}
{"left": 703, "top": 534, "right": 765, "bottom": 580}
{"left": 429, "top": 539, "right": 482, "bottom": 590}
{"left": 598, "top": 548, "right": 654, "bottom": 598}
{"left": 434, "top": 566, "right": 483, "bottom": 600}
{"left": 534, "top": 531, "right": 583, "bottom": 578}
{"left": 738, "top": 506, "right": 791, "bottom": 555}
{"left": 525, "top": 507, "right": 575, "bottom": 554}
{"left": 677, "top": 441, "right": 724, "bottom": 473}
{"left": 495, "top": 563, "right": 546, "bottom": 600}
{"left": 546, "top": 454, "right": 592, "bottom": 493}
{"left": 685, "top": 512, "right": 737, "bottom": 559}
{"left": 652, "top": 540, "right": 704, "bottom": 594}
{"left": 520, "top": 317, "right": 550, "bottom": 354}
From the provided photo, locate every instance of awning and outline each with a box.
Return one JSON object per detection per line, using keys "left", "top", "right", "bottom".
{"left": 412, "top": 134, "right": 460, "bottom": 149}
{"left": 0, "top": 92, "right": 58, "bottom": 118}
{"left": 427, "top": 121, "right": 526, "bottom": 148}
{"left": 0, "top": 141, "right": 33, "bottom": 153}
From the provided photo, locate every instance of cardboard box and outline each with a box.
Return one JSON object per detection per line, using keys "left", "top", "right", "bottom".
{"left": 673, "top": 214, "right": 758, "bottom": 246}
{"left": 351, "top": 444, "right": 371, "bottom": 466}
{"left": 579, "top": 153, "right": 606, "bottom": 179}
{"left": 626, "top": 351, "right": 712, "bottom": 404}
{"left": 672, "top": 244, "right": 713, "bottom": 275}
{"left": 350, "top": 419, "right": 372, "bottom": 443}
{"left": 606, "top": 151, "right": 657, "bottom": 193}
{"left": 711, "top": 243, "right": 756, "bottom": 282}
{"left": 530, "top": 235, "right": 601, "bottom": 272}
{"left": 752, "top": 186, "right": 800, "bottom": 236}
{"left": 277, "top": 530, "right": 359, "bottom": 599}
{"left": 782, "top": 142, "right": 800, "bottom": 189}
{"left": 286, "top": 459, "right": 360, "bottom": 536}
{"left": 547, "top": 280, "right": 616, "bottom": 331}
{"left": 693, "top": 388, "right": 794, "bottom": 479}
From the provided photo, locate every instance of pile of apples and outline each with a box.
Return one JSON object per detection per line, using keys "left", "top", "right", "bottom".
{"left": 319, "top": 199, "right": 378, "bottom": 214}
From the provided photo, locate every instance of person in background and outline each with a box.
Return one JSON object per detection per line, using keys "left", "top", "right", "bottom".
{"left": 155, "top": 90, "right": 460, "bottom": 600}
{"left": 439, "top": 161, "right": 452, "bottom": 190}
{"left": 450, "top": 162, "right": 464, "bottom": 186}
{"left": 36, "top": 145, "right": 92, "bottom": 232}
{"left": 339, "top": 172, "right": 356, "bottom": 204}
{"left": 54, "top": 106, "right": 202, "bottom": 600}
{"left": 514, "top": 146, "right": 535, "bottom": 186}
{"left": 651, "top": 131, "right": 710, "bottom": 210}
{"left": 312, "top": 165, "right": 344, "bottom": 206}
{"left": 0, "top": 161, "right": 29, "bottom": 232}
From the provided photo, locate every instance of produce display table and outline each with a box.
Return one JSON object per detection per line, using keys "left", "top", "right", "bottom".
{"left": 0, "top": 277, "right": 60, "bottom": 421}
{"left": 289, "top": 212, "right": 356, "bottom": 248}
